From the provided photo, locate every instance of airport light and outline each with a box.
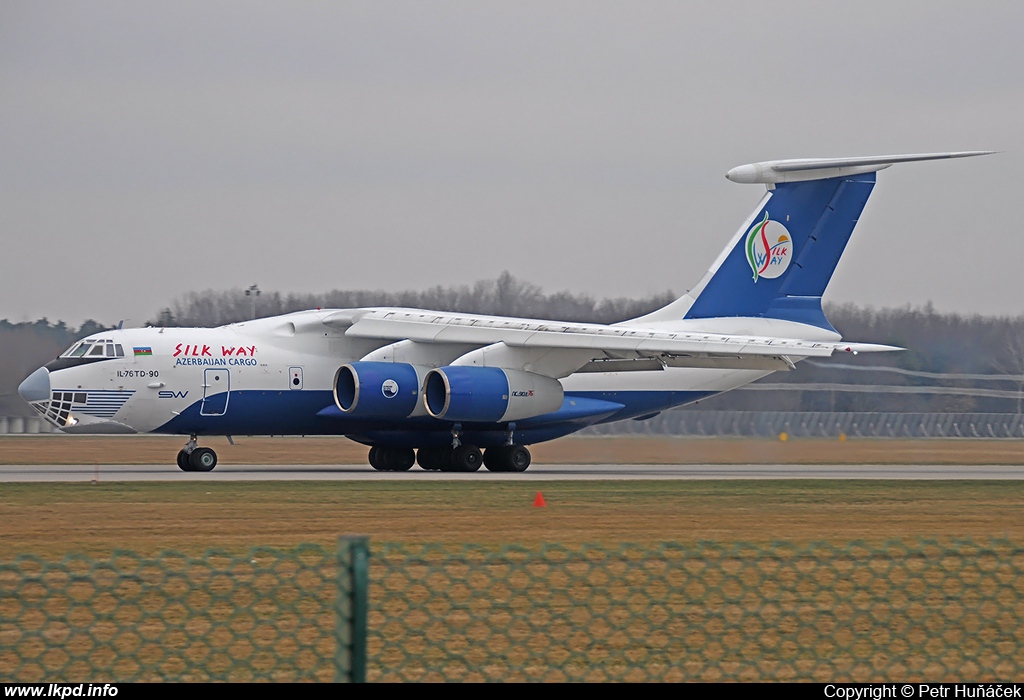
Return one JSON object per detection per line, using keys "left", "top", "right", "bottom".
{"left": 245, "top": 284, "right": 261, "bottom": 319}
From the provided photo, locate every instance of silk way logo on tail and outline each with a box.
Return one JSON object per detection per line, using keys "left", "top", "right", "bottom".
{"left": 745, "top": 212, "right": 793, "bottom": 282}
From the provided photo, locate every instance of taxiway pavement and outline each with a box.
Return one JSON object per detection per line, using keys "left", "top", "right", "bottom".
{"left": 2, "top": 463, "right": 1023, "bottom": 482}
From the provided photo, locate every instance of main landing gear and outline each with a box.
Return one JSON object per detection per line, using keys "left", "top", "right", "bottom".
{"left": 367, "top": 446, "right": 415, "bottom": 472}
{"left": 483, "top": 445, "right": 531, "bottom": 472}
{"left": 176, "top": 435, "right": 218, "bottom": 472}
{"left": 367, "top": 444, "right": 532, "bottom": 473}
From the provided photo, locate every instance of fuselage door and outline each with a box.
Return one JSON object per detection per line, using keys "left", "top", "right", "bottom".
{"left": 200, "top": 369, "right": 230, "bottom": 416}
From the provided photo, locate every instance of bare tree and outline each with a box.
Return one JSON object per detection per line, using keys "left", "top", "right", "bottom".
{"left": 992, "top": 323, "right": 1024, "bottom": 414}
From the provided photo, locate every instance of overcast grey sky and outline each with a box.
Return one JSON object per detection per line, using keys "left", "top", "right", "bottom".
{"left": 1, "top": 1, "right": 1021, "bottom": 326}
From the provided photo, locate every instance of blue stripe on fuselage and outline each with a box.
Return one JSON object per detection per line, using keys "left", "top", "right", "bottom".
{"left": 153, "top": 388, "right": 714, "bottom": 442}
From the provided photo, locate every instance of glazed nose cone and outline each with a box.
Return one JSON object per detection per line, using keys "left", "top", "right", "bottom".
{"left": 18, "top": 367, "right": 50, "bottom": 403}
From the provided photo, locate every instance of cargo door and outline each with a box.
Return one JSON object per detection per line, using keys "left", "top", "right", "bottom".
{"left": 200, "top": 369, "right": 230, "bottom": 416}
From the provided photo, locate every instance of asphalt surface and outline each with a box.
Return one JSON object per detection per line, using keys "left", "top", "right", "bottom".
{"left": 2, "top": 463, "right": 1024, "bottom": 481}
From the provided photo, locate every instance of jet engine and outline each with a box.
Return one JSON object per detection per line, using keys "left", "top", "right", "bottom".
{"left": 334, "top": 362, "right": 422, "bottom": 419}
{"left": 423, "top": 366, "right": 563, "bottom": 422}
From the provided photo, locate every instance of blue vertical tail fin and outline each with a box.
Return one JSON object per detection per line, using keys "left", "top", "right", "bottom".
{"left": 631, "top": 152, "right": 992, "bottom": 331}
{"left": 685, "top": 172, "right": 876, "bottom": 331}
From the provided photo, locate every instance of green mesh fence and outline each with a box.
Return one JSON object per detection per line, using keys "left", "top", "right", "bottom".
{"left": 4, "top": 539, "right": 1024, "bottom": 682}
{"left": 369, "top": 540, "right": 1024, "bottom": 682}
{"left": 0, "top": 545, "right": 341, "bottom": 682}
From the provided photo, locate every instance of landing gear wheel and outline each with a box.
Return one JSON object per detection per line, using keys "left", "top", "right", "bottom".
{"left": 482, "top": 448, "right": 500, "bottom": 471}
{"left": 416, "top": 448, "right": 432, "bottom": 470}
{"left": 189, "top": 447, "right": 218, "bottom": 472}
{"left": 483, "top": 448, "right": 507, "bottom": 472}
{"left": 503, "top": 445, "right": 531, "bottom": 472}
{"left": 368, "top": 446, "right": 385, "bottom": 470}
{"left": 420, "top": 447, "right": 455, "bottom": 470}
{"left": 384, "top": 448, "right": 416, "bottom": 472}
{"left": 176, "top": 449, "right": 194, "bottom": 472}
{"left": 451, "top": 445, "right": 483, "bottom": 472}
{"left": 369, "top": 447, "right": 416, "bottom": 471}
{"left": 416, "top": 448, "right": 441, "bottom": 470}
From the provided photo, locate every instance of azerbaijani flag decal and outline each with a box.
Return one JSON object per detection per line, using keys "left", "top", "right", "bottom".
{"left": 133, "top": 347, "right": 153, "bottom": 356}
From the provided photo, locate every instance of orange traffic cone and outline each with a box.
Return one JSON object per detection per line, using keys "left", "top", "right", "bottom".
{"left": 533, "top": 491, "right": 546, "bottom": 507}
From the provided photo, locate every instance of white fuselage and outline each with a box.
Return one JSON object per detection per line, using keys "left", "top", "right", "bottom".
{"left": 24, "top": 309, "right": 775, "bottom": 439}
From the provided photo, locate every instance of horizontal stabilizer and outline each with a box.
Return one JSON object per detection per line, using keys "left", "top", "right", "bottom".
{"left": 726, "top": 151, "right": 994, "bottom": 185}
{"left": 837, "top": 343, "right": 904, "bottom": 354}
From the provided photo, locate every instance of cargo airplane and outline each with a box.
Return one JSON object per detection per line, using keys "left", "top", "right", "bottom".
{"left": 18, "top": 152, "right": 991, "bottom": 472}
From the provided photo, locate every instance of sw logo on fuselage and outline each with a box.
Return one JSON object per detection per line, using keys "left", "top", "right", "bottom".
{"left": 745, "top": 213, "right": 793, "bottom": 282}
{"left": 158, "top": 390, "right": 189, "bottom": 399}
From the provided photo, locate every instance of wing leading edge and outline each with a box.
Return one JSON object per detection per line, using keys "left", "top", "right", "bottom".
{"left": 325, "top": 307, "right": 899, "bottom": 378}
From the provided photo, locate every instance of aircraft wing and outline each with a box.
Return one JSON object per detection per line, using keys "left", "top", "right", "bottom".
{"left": 325, "top": 308, "right": 899, "bottom": 376}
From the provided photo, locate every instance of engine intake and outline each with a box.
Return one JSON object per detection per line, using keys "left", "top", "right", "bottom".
{"left": 334, "top": 362, "right": 421, "bottom": 419}
{"left": 423, "top": 366, "right": 563, "bottom": 422}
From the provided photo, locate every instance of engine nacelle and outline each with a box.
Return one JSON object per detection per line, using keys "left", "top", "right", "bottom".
{"left": 334, "top": 362, "right": 421, "bottom": 419}
{"left": 423, "top": 366, "right": 564, "bottom": 422}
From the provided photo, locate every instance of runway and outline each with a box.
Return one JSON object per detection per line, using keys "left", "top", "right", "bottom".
{"left": 3, "top": 463, "right": 1024, "bottom": 481}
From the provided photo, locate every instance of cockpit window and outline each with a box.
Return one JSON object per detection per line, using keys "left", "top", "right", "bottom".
{"left": 60, "top": 338, "right": 123, "bottom": 360}
{"left": 67, "top": 342, "right": 91, "bottom": 357}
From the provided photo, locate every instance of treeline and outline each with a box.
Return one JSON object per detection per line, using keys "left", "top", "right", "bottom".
{"left": 709, "top": 302, "right": 1024, "bottom": 414}
{"left": 151, "top": 272, "right": 678, "bottom": 328}
{"left": 3, "top": 274, "right": 1024, "bottom": 416}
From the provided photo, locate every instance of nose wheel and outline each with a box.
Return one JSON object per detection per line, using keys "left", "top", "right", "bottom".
{"left": 176, "top": 436, "right": 218, "bottom": 472}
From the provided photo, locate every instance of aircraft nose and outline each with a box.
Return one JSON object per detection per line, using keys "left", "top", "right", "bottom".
{"left": 18, "top": 367, "right": 51, "bottom": 403}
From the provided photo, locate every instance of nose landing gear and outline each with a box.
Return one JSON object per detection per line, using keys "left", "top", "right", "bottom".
{"left": 176, "top": 435, "right": 218, "bottom": 472}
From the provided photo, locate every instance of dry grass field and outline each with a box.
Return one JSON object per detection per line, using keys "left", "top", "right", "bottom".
{"left": 3, "top": 479, "right": 1024, "bottom": 559}
{"left": 2, "top": 436, "right": 1023, "bottom": 560}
